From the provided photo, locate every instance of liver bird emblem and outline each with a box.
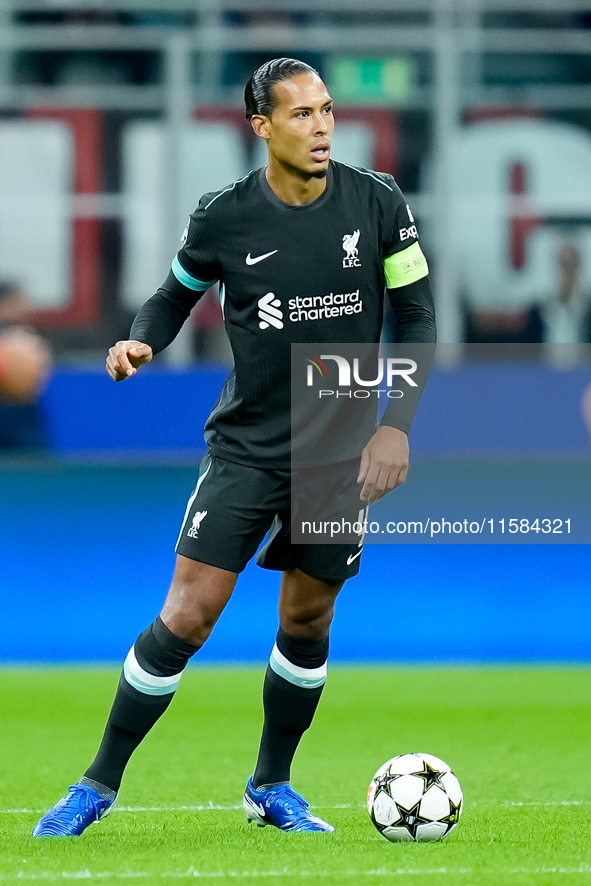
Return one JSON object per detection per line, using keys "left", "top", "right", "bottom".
{"left": 188, "top": 509, "right": 208, "bottom": 538}
{"left": 191, "top": 510, "right": 207, "bottom": 531}
{"left": 342, "top": 230, "right": 360, "bottom": 260}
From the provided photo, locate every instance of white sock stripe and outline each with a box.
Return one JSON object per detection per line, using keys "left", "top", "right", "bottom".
{"left": 123, "top": 647, "right": 182, "bottom": 696}
{"left": 269, "top": 643, "right": 327, "bottom": 689}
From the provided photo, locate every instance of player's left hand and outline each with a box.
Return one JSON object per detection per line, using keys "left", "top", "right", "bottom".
{"left": 357, "top": 426, "right": 409, "bottom": 503}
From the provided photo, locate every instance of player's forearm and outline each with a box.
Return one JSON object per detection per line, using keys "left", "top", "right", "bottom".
{"left": 381, "top": 277, "right": 436, "bottom": 434}
{"left": 387, "top": 275, "right": 436, "bottom": 344}
{"left": 379, "top": 341, "right": 434, "bottom": 434}
{"left": 129, "top": 293, "right": 187, "bottom": 356}
{"left": 130, "top": 270, "right": 200, "bottom": 356}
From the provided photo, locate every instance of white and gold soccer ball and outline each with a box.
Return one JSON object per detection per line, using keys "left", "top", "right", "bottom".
{"left": 367, "top": 752, "right": 463, "bottom": 842}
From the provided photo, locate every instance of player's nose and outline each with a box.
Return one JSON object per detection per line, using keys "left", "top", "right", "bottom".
{"left": 313, "top": 112, "right": 329, "bottom": 134}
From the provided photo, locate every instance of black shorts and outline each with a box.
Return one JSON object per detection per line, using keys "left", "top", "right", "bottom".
{"left": 175, "top": 453, "right": 368, "bottom": 582}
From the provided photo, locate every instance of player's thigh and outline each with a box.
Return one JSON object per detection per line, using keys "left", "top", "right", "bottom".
{"left": 258, "top": 458, "right": 368, "bottom": 583}
{"left": 175, "top": 452, "right": 286, "bottom": 573}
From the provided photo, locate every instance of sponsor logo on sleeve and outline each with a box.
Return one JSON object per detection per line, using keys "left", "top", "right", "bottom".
{"left": 399, "top": 224, "right": 418, "bottom": 241}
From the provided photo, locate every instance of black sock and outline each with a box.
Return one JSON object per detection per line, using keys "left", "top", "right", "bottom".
{"left": 253, "top": 628, "right": 329, "bottom": 789}
{"left": 84, "top": 617, "right": 199, "bottom": 793}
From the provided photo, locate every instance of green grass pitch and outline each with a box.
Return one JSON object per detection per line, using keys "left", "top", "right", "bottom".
{"left": 2, "top": 666, "right": 591, "bottom": 885}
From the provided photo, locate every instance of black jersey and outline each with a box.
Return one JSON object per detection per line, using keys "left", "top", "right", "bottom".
{"left": 131, "top": 161, "right": 434, "bottom": 468}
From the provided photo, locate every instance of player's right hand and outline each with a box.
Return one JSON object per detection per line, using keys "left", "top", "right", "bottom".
{"left": 106, "top": 340, "right": 153, "bottom": 382}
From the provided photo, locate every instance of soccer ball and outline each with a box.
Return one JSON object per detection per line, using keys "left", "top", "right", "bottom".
{"left": 367, "top": 752, "right": 463, "bottom": 842}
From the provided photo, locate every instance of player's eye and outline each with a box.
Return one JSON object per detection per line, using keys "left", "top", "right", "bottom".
{"left": 296, "top": 110, "right": 309, "bottom": 118}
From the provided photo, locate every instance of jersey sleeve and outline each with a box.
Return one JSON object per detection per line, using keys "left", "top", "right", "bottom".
{"left": 172, "top": 195, "right": 222, "bottom": 292}
{"left": 377, "top": 179, "right": 435, "bottom": 433}
{"left": 129, "top": 195, "right": 223, "bottom": 355}
{"left": 380, "top": 178, "right": 429, "bottom": 289}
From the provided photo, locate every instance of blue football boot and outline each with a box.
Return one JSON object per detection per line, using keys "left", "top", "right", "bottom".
{"left": 243, "top": 777, "right": 335, "bottom": 832}
{"left": 32, "top": 783, "right": 117, "bottom": 837}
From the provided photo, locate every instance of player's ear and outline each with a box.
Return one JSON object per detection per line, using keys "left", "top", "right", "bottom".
{"left": 250, "top": 114, "right": 271, "bottom": 140}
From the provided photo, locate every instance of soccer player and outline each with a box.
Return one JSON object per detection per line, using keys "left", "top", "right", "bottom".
{"left": 33, "top": 58, "right": 436, "bottom": 837}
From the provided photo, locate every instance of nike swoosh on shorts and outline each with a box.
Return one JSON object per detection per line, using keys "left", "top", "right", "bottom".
{"left": 346, "top": 549, "right": 363, "bottom": 566}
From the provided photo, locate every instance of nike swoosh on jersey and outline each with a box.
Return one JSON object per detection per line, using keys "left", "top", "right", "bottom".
{"left": 246, "top": 250, "right": 278, "bottom": 265}
{"left": 346, "top": 549, "right": 363, "bottom": 566}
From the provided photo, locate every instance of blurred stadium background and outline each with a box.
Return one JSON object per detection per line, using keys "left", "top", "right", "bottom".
{"left": 1, "top": 0, "right": 590, "bottom": 663}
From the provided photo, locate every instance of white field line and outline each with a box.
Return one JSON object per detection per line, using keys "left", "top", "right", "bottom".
{"left": 473, "top": 800, "right": 591, "bottom": 807}
{"left": 4, "top": 800, "right": 591, "bottom": 815}
{"left": 1, "top": 803, "right": 355, "bottom": 815}
{"left": 3, "top": 866, "right": 591, "bottom": 880}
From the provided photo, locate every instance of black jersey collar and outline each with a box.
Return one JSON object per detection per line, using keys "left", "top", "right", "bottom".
{"left": 258, "top": 164, "right": 334, "bottom": 212}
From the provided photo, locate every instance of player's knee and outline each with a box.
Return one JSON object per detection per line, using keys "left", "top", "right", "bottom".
{"left": 280, "top": 601, "right": 335, "bottom": 639}
{"left": 280, "top": 573, "right": 342, "bottom": 638}
{"left": 160, "top": 594, "right": 220, "bottom": 646}
{"left": 162, "top": 558, "right": 236, "bottom": 645}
